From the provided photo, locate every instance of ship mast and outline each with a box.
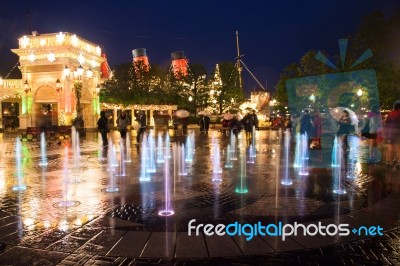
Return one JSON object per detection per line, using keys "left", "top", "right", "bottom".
{"left": 236, "top": 31, "right": 243, "bottom": 93}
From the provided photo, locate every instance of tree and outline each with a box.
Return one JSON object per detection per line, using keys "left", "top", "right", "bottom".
{"left": 211, "top": 62, "right": 245, "bottom": 114}
{"left": 351, "top": 11, "right": 400, "bottom": 109}
{"left": 186, "top": 64, "right": 209, "bottom": 112}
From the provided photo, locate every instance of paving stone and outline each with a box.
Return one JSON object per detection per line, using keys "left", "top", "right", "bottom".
{"left": 77, "top": 229, "right": 125, "bottom": 256}
{"left": 140, "top": 231, "right": 176, "bottom": 258}
{"left": 204, "top": 235, "right": 242, "bottom": 257}
{"left": 232, "top": 235, "right": 274, "bottom": 255}
{"left": 107, "top": 231, "right": 150, "bottom": 257}
{"left": 175, "top": 232, "right": 208, "bottom": 258}
{"left": 0, "top": 246, "right": 68, "bottom": 266}
{"left": 263, "top": 236, "right": 305, "bottom": 252}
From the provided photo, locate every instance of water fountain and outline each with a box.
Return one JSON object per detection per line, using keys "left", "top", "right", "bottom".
{"left": 38, "top": 132, "right": 48, "bottom": 166}
{"left": 54, "top": 147, "right": 80, "bottom": 206}
{"left": 185, "top": 131, "right": 194, "bottom": 162}
{"left": 212, "top": 141, "right": 222, "bottom": 174}
{"left": 247, "top": 145, "right": 255, "bottom": 164}
{"left": 224, "top": 144, "right": 233, "bottom": 168}
{"left": 212, "top": 141, "right": 223, "bottom": 182}
{"left": 331, "top": 136, "right": 340, "bottom": 167}
{"left": 116, "top": 141, "right": 127, "bottom": 177}
{"left": 293, "top": 133, "right": 301, "bottom": 168}
{"left": 140, "top": 133, "right": 151, "bottom": 182}
{"left": 124, "top": 133, "right": 132, "bottom": 163}
{"left": 71, "top": 131, "right": 83, "bottom": 183}
{"left": 165, "top": 133, "right": 171, "bottom": 159}
{"left": 251, "top": 125, "right": 257, "bottom": 154}
{"left": 332, "top": 136, "right": 346, "bottom": 194}
{"left": 346, "top": 135, "right": 359, "bottom": 179}
{"left": 147, "top": 130, "right": 156, "bottom": 173}
{"left": 12, "top": 138, "right": 27, "bottom": 191}
{"left": 105, "top": 145, "right": 120, "bottom": 192}
{"left": 229, "top": 133, "right": 238, "bottom": 160}
{"left": 158, "top": 147, "right": 174, "bottom": 216}
{"left": 281, "top": 129, "right": 293, "bottom": 185}
{"left": 156, "top": 132, "right": 165, "bottom": 163}
{"left": 179, "top": 143, "right": 188, "bottom": 176}
{"left": 298, "top": 133, "right": 309, "bottom": 176}
{"left": 235, "top": 133, "right": 248, "bottom": 193}
{"left": 107, "top": 138, "right": 118, "bottom": 172}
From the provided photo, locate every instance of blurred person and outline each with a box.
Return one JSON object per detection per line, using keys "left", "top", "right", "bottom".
{"left": 337, "top": 110, "right": 351, "bottom": 150}
{"left": 136, "top": 110, "right": 147, "bottom": 144}
{"left": 300, "top": 109, "right": 314, "bottom": 147}
{"left": 117, "top": 111, "right": 130, "bottom": 140}
{"left": 367, "top": 105, "right": 383, "bottom": 163}
{"left": 181, "top": 117, "right": 188, "bottom": 135}
{"left": 242, "top": 113, "right": 254, "bottom": 135}
{"left": 221, "top": 118, "right": 231, "bottom": 135}
{"left": 251, "top": 110, "right": 259, "bottom": 130}
{"left": 290, "top": 112, "right": 300, "bottom": 137}
{"left": 229, "top": 116, "right": 242, "bottom": 136}
{"left": 199, "top": 114, "right": 210, "bottom": 134}
{"left": 385, "top": 101, "right": 400, "bottom": 167}
{"left": 97, "top": 111, "right": 109, "bottom": 147}
{"left": 311, "top": 110, "right": 322, "bottom": 149}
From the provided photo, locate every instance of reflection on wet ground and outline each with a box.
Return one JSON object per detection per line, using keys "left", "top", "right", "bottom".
{"left": 0, "top": 129, "right": 399, "bottom": 264}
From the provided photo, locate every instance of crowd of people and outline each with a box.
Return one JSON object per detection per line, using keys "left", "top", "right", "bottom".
{"left": 96, "top": 102, "right": 400, "bottom": 167}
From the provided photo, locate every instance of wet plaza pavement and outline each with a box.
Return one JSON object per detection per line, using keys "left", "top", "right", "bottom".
{"left": 0, "top": 128, "right": 399, "bottom": 265}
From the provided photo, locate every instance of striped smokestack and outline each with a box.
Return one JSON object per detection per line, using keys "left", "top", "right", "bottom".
{"left": 171, "top": 51, "right": 188, "bottom": 78}
{"left": 132, "top": 48, "right": 150, "bottom": 70}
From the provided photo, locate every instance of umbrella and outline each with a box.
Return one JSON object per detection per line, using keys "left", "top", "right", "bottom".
{"left": 175, "top": 109, "right": 190, "bottom": 118}
{"left": 329, "top": 107, "right": 358, "bottom": 125}
{"left": 222, "top": 113, "right": 234, "bottom": 120}
{"left": 198, "top": 110, "right": 210, "bottom": 116}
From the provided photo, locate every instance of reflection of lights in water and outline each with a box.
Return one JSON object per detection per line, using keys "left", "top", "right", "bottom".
{"left": 24, "top": 218, "right": 35, "bottom": 227}
{"left": 75, "top": 218, "right": 82, "bottom": 226}
{"left": 88, "top": 214, "right": 94, "bottom": 220}
{"left": 58, "top": 220, "right": 68, "bottom": 232}
{"left": 0, "top": 170, "right": 5, "bottom": 190}
{"left": 43, "top": 221, "right": 51, "bottom": 229}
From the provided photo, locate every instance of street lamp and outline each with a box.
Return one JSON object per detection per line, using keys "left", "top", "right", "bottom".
{"left": 63, "top": 65, "right": 70, "bottom": 77}
{"left": 24, "top": 79, "right": 31, "bottom": 93}
{"left": 56, "top": 78, "right": 62, "bottom": 93}
{"left": 357, "top": 88, "right": 363, "bottom": 97}
{"left": 77, "top": 65, "right": 84, "bottom": 76}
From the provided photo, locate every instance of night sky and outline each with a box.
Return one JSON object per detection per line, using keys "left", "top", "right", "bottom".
{"left": 1, "top": 0, "right": 399, "bottom": 95}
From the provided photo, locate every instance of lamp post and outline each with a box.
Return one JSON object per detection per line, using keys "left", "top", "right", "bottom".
{"left": 24, "top": 79, "right": 31, "bottom": 126}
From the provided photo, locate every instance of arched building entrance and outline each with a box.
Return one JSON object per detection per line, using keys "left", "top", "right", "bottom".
{"left": 34, "top": 85, "right": 58, "bottom": 128}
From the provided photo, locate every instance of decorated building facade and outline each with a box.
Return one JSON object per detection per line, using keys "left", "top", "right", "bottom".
{"left": 0, "top": 32, "right": 108, "bottom": 130}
